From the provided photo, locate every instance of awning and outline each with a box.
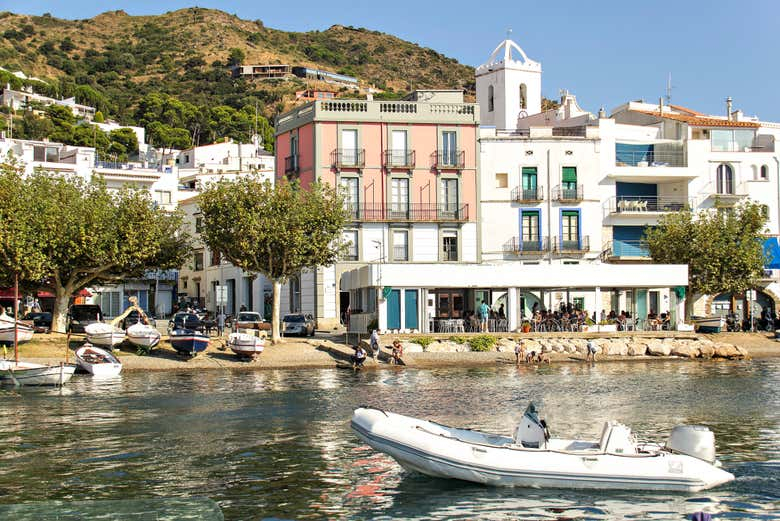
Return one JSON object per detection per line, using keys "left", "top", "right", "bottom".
{"left": 36, "top": 291, "right": 55, "bottom": 298}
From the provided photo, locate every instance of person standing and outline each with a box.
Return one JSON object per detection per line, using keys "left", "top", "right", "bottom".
{"left": 514, "top": 340, "right": 526, "bottom": 365}
{"left": 479, "top": 300, "right": 490, "bottom": 332}
{"left": 217, "top": 310, "right": 225, "bottom": 337}
{"left": 369, "top": 329, "right": 381, "bottom": 361}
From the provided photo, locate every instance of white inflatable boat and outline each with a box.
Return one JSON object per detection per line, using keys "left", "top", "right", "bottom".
{"left": 351, "top": 403, "right": 734, "bottom": 492}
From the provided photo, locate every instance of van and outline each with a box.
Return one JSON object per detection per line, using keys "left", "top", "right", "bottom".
{"left": 67, "top": 304, "right": 104, "bottom": 333}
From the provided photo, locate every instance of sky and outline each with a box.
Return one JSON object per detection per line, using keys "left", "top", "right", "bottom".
{"left": 10, "top": 1, "right": 780, "bottom": 120}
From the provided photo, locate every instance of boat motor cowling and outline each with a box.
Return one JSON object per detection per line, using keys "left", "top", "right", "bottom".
{"left": 665, "top": 425, "right": 716, "bottom": 463}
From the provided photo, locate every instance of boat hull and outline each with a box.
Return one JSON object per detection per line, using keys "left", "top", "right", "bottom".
{"left": 75, "top": 345, "right": 122, "bottom": 377}
{"left": 126, "top": 324, "right": 161, "bottom": 349}
{"left": 228, "top": 333, "right": 265, "bottom": 358}
{"left": 0, "top": 326, "right": 35, "bottom": 345}
{"left": 694, "top": 317, "right": 724, "bottom": 333}
{"left": 0, "top": 361, "right": 76, "bottom": 386}
{"left": 84, "top": 324, "right": 126, "bottom": 348}
{"left": 351, "top": 408, "right": 734, "bottom": 492}
{"left": 169, "top": 329, "right": 209, "bottom": 357}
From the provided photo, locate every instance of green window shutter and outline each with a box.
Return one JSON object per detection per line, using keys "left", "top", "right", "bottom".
{"left": 562, "top": 167, "right": 577, "bottom": 183}
{"left": 562, "top": 210, "right": 579, "bottom": 218}
{"left": 522, "top": 167, "right": 537, "bottom": 175}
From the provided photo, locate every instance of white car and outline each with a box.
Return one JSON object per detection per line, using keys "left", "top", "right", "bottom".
{"left": 282, "top": 313, "right": 316, "bottom": 336}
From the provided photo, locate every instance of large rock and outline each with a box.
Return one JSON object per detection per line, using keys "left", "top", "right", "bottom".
{"left": 671, "top": 343, "right": 699, "bottom": 358}
{"left": 400, "top": 341, "right": 424, "bottom": 353}
{"left": 698, "top": 343, "right": 715, "bottom": 358}
{"left": 647, "top": 340, "right": 672, "bottom": 356}
{"left": 496, "top": 338, "right": 516, "bottom": 353}
{"left": 627, "top": 343, "right": 647, "bottom": 356}
{"left": 713, "top": 343, "right": 746, "bottom": 359}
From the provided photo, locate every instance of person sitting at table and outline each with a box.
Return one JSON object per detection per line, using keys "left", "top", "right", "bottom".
{"left": 660, "top": 312, "right": 671, "bottom": 330}
{"left": 498, "top": 304, "right": 506, "bottom": 320}
{"left": 616, "top": 311, "right": 627, "bottom": 330}
{"left": 647, "top": 310, "right": 659, "bottom": 330}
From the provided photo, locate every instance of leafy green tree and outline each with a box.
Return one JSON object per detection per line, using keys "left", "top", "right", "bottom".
{"left": 94, "top": 110, "right": 105, "bottom": 123}
{"left": 108, "top": 128, "right": 140, "bottom": 160}
{"left": 644, "top": 201, "right": 768, "bottom": 318}
{"left": 198, "top": 178, "right": 348, "bottom": 343}
{"left": 147, "top": 121, "right": 191, "bottom": 156}
{"left": 0, "top": 165, "right": 191, "bottom": 332}
{"left": 227, "top": 47, "right": 245, "bottom": 67}
{"left": 17, "top": 112, "right": 55, "bottom": 141}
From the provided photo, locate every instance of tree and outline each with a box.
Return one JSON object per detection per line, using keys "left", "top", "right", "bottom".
{"left": 227, "top": 47, "right": 245, "bottom": 67}
{"left": 0, "top": 165, "right": 191, "bottom": 332}
{"left": 198, "top": 178, "right": 348, "bottom": 343}
{"left": 644, "top": 202, "right": 768, "bottom": 318}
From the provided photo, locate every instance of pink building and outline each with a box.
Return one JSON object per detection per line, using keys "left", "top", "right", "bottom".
{"left": 275, "top": 90, "right": 480, "bottom": 330}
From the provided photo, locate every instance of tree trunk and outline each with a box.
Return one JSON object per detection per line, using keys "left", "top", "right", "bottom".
{"left": 685, "top": 294, "right": 695, "bottom": 322}
{"left": 52, "top": 285, "right": 72, "bottom": 334}
{"left": 271, "top": 279, "right": 282, "bottom": 344}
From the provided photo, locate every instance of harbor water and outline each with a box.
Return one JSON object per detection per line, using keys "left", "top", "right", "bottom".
{"left": 0, "top": 359, "right": 778, "bottom": 520}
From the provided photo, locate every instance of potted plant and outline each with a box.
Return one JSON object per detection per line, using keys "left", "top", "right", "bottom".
{"left": 521, "top": 319, "right": 532, "bottom": 333}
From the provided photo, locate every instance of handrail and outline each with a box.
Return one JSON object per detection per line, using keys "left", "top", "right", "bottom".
{"left": 511, "top": 186, "right": 543, "bottom": 202}
{"left": 433, "top": 150, "right": 465, "bottom": 169}
{"left": 384, "top": 149, "right": 416, "bottom": 169}
{"left": 605, "top": 196, "right": 691, "bottom": 213}
{"left": 342, "top": 202, "right": 469, "bottom": 222}
{"left": 331, "top": 148, "right": 365, "bottom": 168}
{"left": 552, "top": 184, "right": 583, "bottom": 201}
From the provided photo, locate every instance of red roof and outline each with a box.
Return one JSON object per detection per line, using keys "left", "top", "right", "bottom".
{"left": 633, "top": 109, "right": 760, "bottom": 128}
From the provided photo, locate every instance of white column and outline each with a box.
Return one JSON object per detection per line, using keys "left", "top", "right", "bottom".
{"left": 399, "top": 289, "right": 406, "bottom": 332}
{"left": 378, "top": 292, "right": 387, "bottom": 332}
{"left": 594, "top": 287, "right": 601, "bottom": 318}
{"left": 508, "top": 287, "right": 518, "bottom": 332}
{"left": 421, "top": 289, "right": 429, "bottom": 333}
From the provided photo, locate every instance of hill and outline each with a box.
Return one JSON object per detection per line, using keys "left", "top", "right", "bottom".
{"left": 0, "top": 8, "right": 476, "bottom": 124}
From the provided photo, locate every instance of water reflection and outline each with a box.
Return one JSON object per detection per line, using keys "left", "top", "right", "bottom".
{"left": 0, "top": 360, "right": 776, "bottom": 519}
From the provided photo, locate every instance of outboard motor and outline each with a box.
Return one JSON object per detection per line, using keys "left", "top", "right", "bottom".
{"left": 665, "top": 425, "right": 716, "bottom": 463}
{"left": 514, "top": 402, "right": 548, "bottom": 448}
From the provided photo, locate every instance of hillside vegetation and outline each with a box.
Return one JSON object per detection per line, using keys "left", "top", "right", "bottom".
{"left": 0, "top": 7, "right": 476, "bottom": 125}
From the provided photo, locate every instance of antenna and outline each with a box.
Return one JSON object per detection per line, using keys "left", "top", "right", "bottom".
{"left": 665, "top": 72, "right": 673, "bottom": 105}
{"left": 506, "top": 28, "right": 513, "bottom": 39}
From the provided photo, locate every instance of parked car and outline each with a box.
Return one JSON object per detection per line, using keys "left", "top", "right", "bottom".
{"left": 120, "top": 310, "right": 157, "bottom": 329}
{"left": 233, "top": 311, "right": 272, "bottom": 331}
{"left": 22, "top": 312, "right": 52, "bottom": 333}
{"left": 282, "top": 313, "right": 316, "bottom": 336}
{"left": 167, "top": 312, "right": 204, "bottom": 333}
{"left": 67, "top": 305, "right": 104, "bottom": 333}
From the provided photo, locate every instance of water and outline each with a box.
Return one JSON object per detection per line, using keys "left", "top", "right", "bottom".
{"left": 0, "top": 359, "right": 778, "bottom": 520}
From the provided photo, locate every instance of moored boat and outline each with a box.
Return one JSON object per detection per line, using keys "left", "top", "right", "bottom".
{"left": 74, "top": 343, "right": 122, "bottom": 377}
{"left": 126, "top": 323, "right": 161, "bottom": 350}
{"left": 84, "top": 323, "right": 126, "bottom": 349}
{"left": 351, "top": 403, "right": 734, "bottom": 492}
{"left": 0, "top": 360, "right": 76, "bottom": 386}
{"left": 0, "top": 313, "right": 34, "bottom": 345}
{"left": 693, "top": 316, "right": 725, "bottom": 333}
{"left": 227, "top": 332, "right": 265, "bottom": 359}
{"left": 169, "top": 329, "right": 209, "bottom": 357}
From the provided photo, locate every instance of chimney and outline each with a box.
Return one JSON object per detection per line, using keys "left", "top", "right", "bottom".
{"left": 659, "top": 96, "right": 664, "bottom": 115}
{"left": 598, "top": 107, "right": 607, "bottom": 119}
{"left": 726, "top": 97, "right": 733, "bottom": 121}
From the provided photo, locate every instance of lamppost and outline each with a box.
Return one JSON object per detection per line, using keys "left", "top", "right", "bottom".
{"left": 372, "top": 239, "right": 385, "bottom": 328}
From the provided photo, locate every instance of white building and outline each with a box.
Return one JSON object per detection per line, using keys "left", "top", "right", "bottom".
{"left": 1, "top": 85, "right": 96, "bottom": 121}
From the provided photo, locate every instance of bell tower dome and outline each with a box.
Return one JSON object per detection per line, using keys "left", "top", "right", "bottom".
{"left": 476, "top": 39, "right": 542, "bottom": 129}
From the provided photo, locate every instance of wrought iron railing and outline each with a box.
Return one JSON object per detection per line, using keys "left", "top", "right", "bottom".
{"left": 433, "top": 150, "right": 465, "bottom": 169}
{"left": 552, "top": 184, "right": 584, "bottom": 202}
{"left": 391, "top": 245, "right": 408, "bottom": 261}
{"left": 384, "top": 149, "right": 416, "bottom": 169}
{"left": 342, "top": 203, "right": 469, "bottom": 222}
{"left": 284, "top": 155, "right": 298, "bottom": 174}
{"left": 601, "top": 240, "right": 651, "bottom": 259}
{"left": 505, "top": 236, "right": 550, "bottom": 254}
{"left": 553, "top": 235, "right": 590, "bottom": 253}
{"left": 331, "top": 148, "right": 365, "bottom": 168}
{"left": 615, "top": 149, "right": 686, "bottom": 167}
{"left": 605, "top": 196, "right": 692, "bottom": 213}
{"left": 511, "top": 186, "right": 543, "bottom": 202}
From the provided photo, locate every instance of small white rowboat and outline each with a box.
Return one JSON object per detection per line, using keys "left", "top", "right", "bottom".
{"left": 351, "top": 403, "right": 734, "bottom": 492}
{"left": 75, "top": 343, "right": 122, "bottom": 377}
{"left": 0, "top": 314, "right": 34, "bottom": 345}
{"left": 227, "top": 333, "right": 265, "bottom": 359}
{"left": 0, "top": 360, "right": 76, "bottom": 386}
{"left": 84, "top": 323, "right": 126, "bottom": 348}
{"left": 126, "top": 323, "right": 161, "bottom": 350}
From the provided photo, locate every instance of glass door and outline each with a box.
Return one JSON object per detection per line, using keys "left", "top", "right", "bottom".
{"left": 390, "top": 178, "right": 409, "bottom": 218}
{"left": 341, "top": 129, "right": 357, "bottom": 165}
{"left": 391, "top": 130, "right": 407, "bottom": 166}
{"left": 442, "top": 131, "right": 456, "bottom": 165}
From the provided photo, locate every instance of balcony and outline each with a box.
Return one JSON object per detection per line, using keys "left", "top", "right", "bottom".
{"left": 615, "top": 149, "right": 686, "bottom": 168}
{"left": 384, "top": 149, "right": 416, "bottom": 169}
{"left": 553, "top": 235, "right": 590, "bottom": 254}
{"left": 552, "top": 185, "right": 584, "bottom": 202}
{"left": 605, "top": 196, "right": 692, "bottom": 214}
{"left": 331, "top": 148, "right": 365, "bottom": 168}
{"left": 343, "top": 203, "right": 469, "bottom": 222}
{"left": 601, "top": 240, "right": 651, "bottom": 262}
{"left": 511, "top": 186, "right": 543, "bottom": 203}
{"left": 504, "top": 236, "right": 551, "bottom": 255}
{"left": 552, "top": 126, "right": 587, "bottom": 137}
{"left": 284, "top": 155, "right": 299, "bottom": 175}
{"left": 432, "top": 150, "right": 465, "bottom": 169}
{"left": 391, "top": 245, "right": 409, "bottom": 262}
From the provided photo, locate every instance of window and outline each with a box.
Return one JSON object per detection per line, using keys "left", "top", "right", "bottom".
{"left": 519, "top": 84, "right": 527, "bottom": 110}
{"left": 289, "top": 276, "right": 301, "bottom": 312}
{"left": 495, "top": 173, "right": 508, "bottom": 188}
{"left": 34, "top": 145, "right": 59, "bottom": 163}
{"left": 488, "top": 85, "right": 494, "bottom": 112}
{"left": 390, "top": 177, "right": 409, "bottom": 218}
{"left": 391, "top": 129, "right": 408, "bottom": 165}
{"left": 716, "top": 164, "right": 734, "bottom": 194}
{"left": 441, "top": 131, "right": 457, "bottom": 165}
{"left": 761, "top": 165, "right": 769, "bottom": 179}
{"left": 341, "top": 129, "right": 358, "bottom": 165}
{"left": 98, "top": 291, "right": 122, "bottom": 317}
{"left": 441, "top": 229, "right": 458, "bottom": 261}
{"left": 340, "top": 177, "right": 359, "bottom": 218}
{"left": 155, "top": 190, "right": 172, "bottom": 204}
{"left": 392, "top": 230, "right": 408, "bottom": 261}
{"left": 343, "top": 229, "right": 358, "bottom": 261}
{"left": 193, "top": 252, "right": 204, "bottom": 271}
{"left": 522, "top": 167, "right": 538, "bottom": 199}
{"left": 211, "top": 250, "right": 221, "bottom": 266}
{"left": 440, "top": 178, "right": 459, "bottom": 215}
{"left": 521, "top": 210, "right": 540, "bottom": 250}
{"left": 561, "top": 167, "right": 578, "bottom": 199}
{"left": 561, "top": 210, "right": 580, "bottom": 250}
{"left": 711, "top": 129, "right": 756, "bottom": 152}
{"left": 182, "top": 279, "right": 188, "bottom": 289}
{"left": 195, "top": 216, "right": 203, "bottom": 233}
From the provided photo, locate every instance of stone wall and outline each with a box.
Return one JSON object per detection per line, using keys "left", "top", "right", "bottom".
{"left": 377, "top": 335, "right": 749, "bottom": 360}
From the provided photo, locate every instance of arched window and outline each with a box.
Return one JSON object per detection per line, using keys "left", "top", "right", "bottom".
{"left": 716, "top": 163, "right": 733, "bottom": 194}
{"left": 761, "top": 164, "right": 769, "bottom": 180}
{"left": 519, "top": 84, "right": 527, "bottom": 110}
{"left": 488, "top": 85, "right": 494, "bottom": 112}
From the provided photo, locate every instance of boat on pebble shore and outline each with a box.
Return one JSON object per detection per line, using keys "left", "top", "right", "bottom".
{"left": 227, "top": 332, "right": 265, "bottom": 360}
{"left": 84, "top": 322, "right": 126, "bottom": 349}
{"left": 352, "top": 403, "right": 734, "bottom": 492}
{"left": 0, "top": 313, "right": 34, "bottom": 345}
{"left": 169, "top": 329, "right": 209, "bottom": 357}
{"left": 74, "top": 342, "right": 122, "bottom": 377}
{"left": 693, "top": 316, "right": 725, "bottom": 333}
{"left": 126, "top": 322, "right": 161, "bottom": 351}
{"left": 0, "top": 360, "right": 76, "bottom": 386}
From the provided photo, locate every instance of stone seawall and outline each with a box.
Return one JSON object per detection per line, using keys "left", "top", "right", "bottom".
{"left": 373, "top": 334, "right": 749, "bottom": 360}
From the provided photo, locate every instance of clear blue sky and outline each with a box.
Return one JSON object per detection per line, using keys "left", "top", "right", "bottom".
{"left": 13, "top": 1, "right": 780, "bottom": 120}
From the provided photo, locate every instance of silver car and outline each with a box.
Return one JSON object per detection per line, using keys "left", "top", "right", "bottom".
{"left": 282, "top": 313, "right": 316, "bottom": 336}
